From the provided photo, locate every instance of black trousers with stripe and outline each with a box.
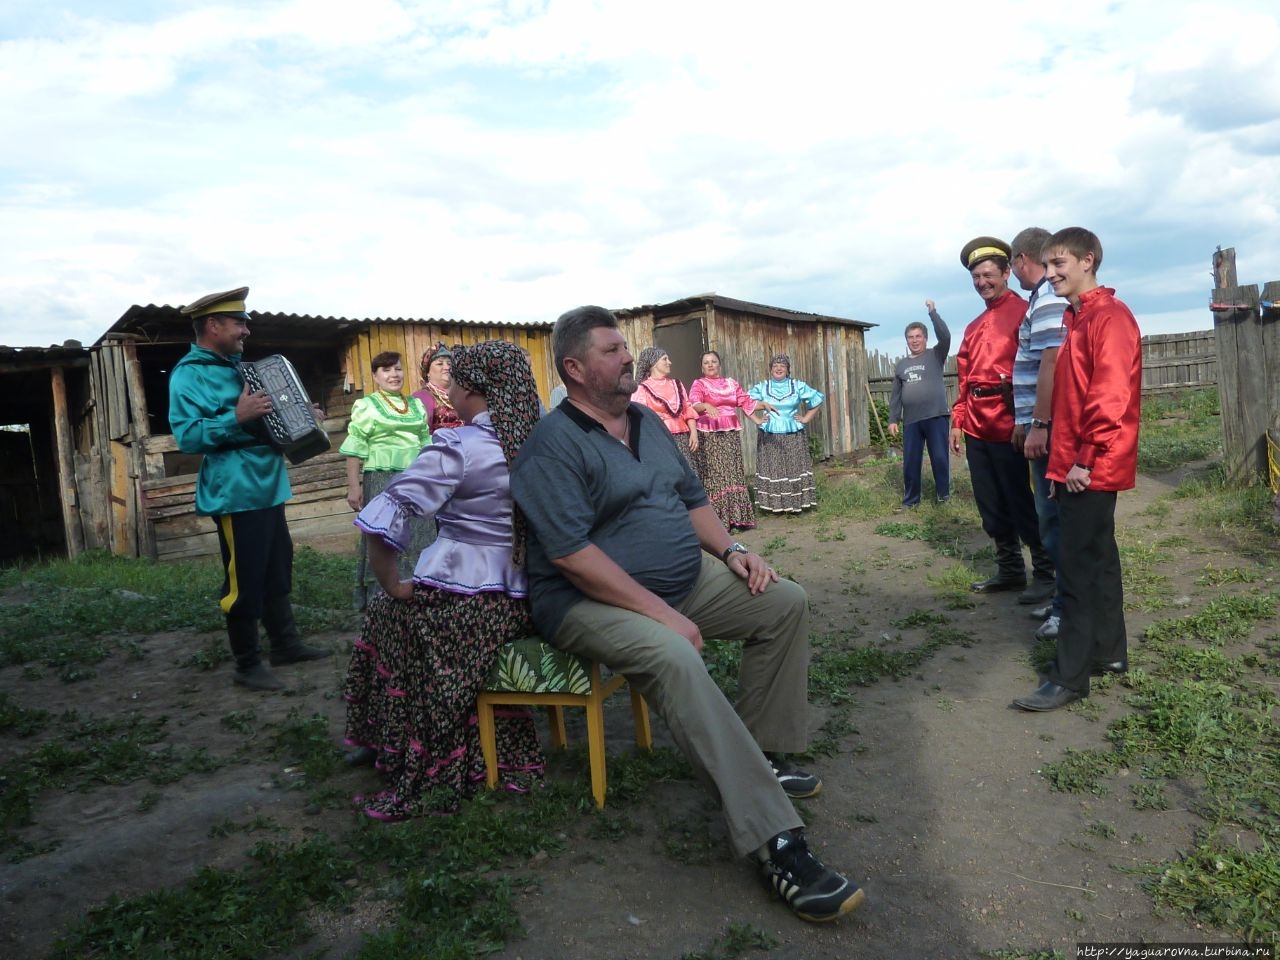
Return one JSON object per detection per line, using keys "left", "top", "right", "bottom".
{"left": 213, "top": 506, "right": 294, "bottom": 668}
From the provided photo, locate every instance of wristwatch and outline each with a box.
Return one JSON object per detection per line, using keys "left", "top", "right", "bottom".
{"left": 1030, "top": 418, "right": 1052, "bottom": 429}
{"left": 721, "top": 542, "right": 749, "bottom": 562}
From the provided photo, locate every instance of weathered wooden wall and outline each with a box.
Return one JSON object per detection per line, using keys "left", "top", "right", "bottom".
{"left": 344, "top": 324, "right": 558, "bottom": 403}
{"left": 1211, "top": 246, "right": 1280, "bottom": 485}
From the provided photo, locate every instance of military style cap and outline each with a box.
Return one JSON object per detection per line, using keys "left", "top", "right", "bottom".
{"left": 180, "top": 286, "right": 250, "bottom": 319}
{"left": 959, "top": 237, "right": 1011, "bottom": 270}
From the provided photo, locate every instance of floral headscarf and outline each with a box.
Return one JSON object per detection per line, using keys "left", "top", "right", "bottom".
{"left": 450, "top": 341, "right": 542, "bottom": 565}
{"left": 420, "top": 342, "right": 452, "bottom": 384}
{"left": 634, "top": 346, "right": 667, "bottom": 383}
{"left": 769, "top": 353, "right": 791, "bottom": 378}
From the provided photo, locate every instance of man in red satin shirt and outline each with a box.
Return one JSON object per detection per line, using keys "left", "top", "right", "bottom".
{"left": 949, "top": 236, "right": 1054, "bottom": 602}
{"left": 1013, "top": 227, "right": 1142, "bottom": 712}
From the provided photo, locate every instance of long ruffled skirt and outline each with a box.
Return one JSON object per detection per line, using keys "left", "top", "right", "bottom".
{"left": 343, "top": 585, "right": 544, "bottom": 819}
{"left": 754, "top": 431, "right": 817, "bottom": 513}
{"left": 692, "top": 430, "right": 756, "bottom": 531}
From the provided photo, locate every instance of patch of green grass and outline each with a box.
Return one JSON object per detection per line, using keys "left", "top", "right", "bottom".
{"left": 1, "top": 712, "right": 229, "bottom": 838}
{"left": 1173, "top": 469, "right": 1278, "bottom": 555}
{"left": 0, "top": 692, "right": 49, "bottom": 737}
{"left": 0, "top": 548, "right": 355, "bottom": 677}
{"left": 1131, "top": 781, "right": 1169, "bottom": 811}
{"left": 814, "top": 471, "right": 897, "bottom": 522}
{"left": 48, "top": 835, "right": 353, "bottom": 960}
{"left": 1195, "top": 565, "right": 1265, "bottom": 587}
{"left": 1144, "top": 592, "right": 1278, "bottom": 645}
{"left": 1146, "top": 838, "right": 1279, "bottom": 941}
{"left": 656, "top": 810, "right": 721, "bottom": 865}
{"left": 1138, "top": 388, "right": 1222, "bottom": 472}
{"left": 979, "top": 949, "right": 1065, "bottom": 960}
{"left": 807, "top": 620, "right": 976, "bottom": 704}
{"left": 1041, "top": 748, "right": 1121, "bottom": 796}
{"left": 683, "top": 923, "right": 779, "bottom": 960}
{"left": 926, "top": 564, "right": 981, "bottom": 609}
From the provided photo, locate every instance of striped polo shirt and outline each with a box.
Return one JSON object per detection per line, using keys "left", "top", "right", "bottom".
{"left": 1012, "top": 277, "right": 1069, "bottom": 425}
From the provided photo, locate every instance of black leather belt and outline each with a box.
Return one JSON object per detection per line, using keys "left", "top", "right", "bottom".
{"left": 970, "top": 385, "right": 1005, "bottom": 397}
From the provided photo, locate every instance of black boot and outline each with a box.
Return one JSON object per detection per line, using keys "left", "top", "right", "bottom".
{"left": 228, "top": 614, "right": 284, "bottom": 690}
{"left": 263, "top": 595, "right": 332, "bottom": 666}
{"left": 971, "top": 540, "right": 1026, "bottom": 593}
{"left": 1018, "top": 542, "right": 1056, "bottom": 604}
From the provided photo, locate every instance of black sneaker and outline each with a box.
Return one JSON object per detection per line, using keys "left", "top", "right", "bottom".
{"left": 759, "top": 829, "right": 865, "bottom": 922}
{"left": 767, "top": 754, "right": 822, "bottom": 799}
{"left": 269, "top": 642, "right": 333, "bottom": 666}
{"left": 233, "top": 662, "right": 285, "bottom": 691}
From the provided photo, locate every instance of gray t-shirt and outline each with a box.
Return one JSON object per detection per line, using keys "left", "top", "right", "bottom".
{"left": 889, "top": 310, "right": 951, "bottom": 425}
{"left": 510, "top": 401, "right": 710, "bottom": 639}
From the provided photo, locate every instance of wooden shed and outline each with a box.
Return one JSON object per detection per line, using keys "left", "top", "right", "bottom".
{"left": 614, "top": 294, "right": 875, "bottom": 475}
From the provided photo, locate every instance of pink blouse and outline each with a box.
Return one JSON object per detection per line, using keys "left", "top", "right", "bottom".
{"left": 689, "top": 377, "right": 757, "bottom": 432}
{"left": 630, "top": 377, "right": 697, "bottom": 434}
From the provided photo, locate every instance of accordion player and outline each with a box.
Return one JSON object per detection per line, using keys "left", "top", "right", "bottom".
{"left": 237, "top": 354, "right": 331, "bottom": 465}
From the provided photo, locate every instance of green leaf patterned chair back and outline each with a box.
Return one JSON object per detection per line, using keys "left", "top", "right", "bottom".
{"left": 477, "top": 636, "right": 652, "bottom": 809}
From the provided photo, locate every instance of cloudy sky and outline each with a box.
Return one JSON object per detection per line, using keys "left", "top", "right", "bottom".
{"left": 1, "top": 0, "right": 1277, "bottom": 359}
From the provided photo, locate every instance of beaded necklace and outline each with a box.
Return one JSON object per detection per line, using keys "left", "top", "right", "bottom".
{"left": 764, "top": 377, "right": 795, "bottom": 401}
{"left": 376, "top": 390, "right": 410, "bottom": 416}
{"left": 639, "top": 377, "right": 687, "bottom": 420}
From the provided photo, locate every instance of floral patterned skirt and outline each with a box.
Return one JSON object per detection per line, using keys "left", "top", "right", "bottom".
{"left": 343, "top": 585, "right": 544, "bottom": 819}
{"left": 754, "top": 431, "right": 817, "bottom": 513}
{"left": 692, "top": 430, "right": 756, "bottom": 531}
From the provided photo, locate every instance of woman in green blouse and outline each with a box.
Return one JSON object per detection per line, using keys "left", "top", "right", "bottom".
{"left": 340, "top": 351, "right": 432, "bottom": 610}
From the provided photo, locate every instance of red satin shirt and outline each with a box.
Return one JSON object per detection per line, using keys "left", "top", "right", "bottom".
{"left": 1046, "top": 287, "right": 1142, "bottom": 491}
{"left": 950, "top": 289, "right": 1026, "bottom": 442}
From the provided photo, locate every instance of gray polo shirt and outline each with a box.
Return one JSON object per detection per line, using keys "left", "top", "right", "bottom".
{"left": 511, "top": 400, "right": 709, "bottom": 640}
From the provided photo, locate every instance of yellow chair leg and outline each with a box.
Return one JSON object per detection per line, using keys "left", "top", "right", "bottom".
{"left": 584, "top": 692, "right": 609, "bottom": 809}
{"left": 630, "top": 687, "right": 653, "bottom": 751}
{"left": 475, "top": 697, "right": 500, "bottom": 790}
{"left": 545, "top": 705, "right": 568, "bottom": 750}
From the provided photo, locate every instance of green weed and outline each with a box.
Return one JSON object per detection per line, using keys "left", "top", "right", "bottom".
{"left": 683, "top": 922, "right": 779, "bottom": 959}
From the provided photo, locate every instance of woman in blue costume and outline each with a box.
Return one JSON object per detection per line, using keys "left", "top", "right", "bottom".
{"left": 748, "top": 353, "right": 825, "bottom": 513}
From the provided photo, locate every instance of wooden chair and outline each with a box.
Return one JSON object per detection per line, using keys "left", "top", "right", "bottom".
{"left": 476, "top": 636, "right": 652, "bottom": 809}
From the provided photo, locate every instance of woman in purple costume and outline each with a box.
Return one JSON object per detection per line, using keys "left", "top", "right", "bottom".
{"left": 342, "top": 340, "right": 545, "bottom": 819}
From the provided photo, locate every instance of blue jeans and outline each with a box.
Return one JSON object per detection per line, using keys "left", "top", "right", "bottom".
{"left": 1030, "top": 455, "right": 1063, "bottom": 616}
{"left": 901, "top": 415, "right": 951, "bottom": 506}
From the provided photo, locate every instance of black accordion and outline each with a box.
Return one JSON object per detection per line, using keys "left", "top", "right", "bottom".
{"left": 237, "top": 355, "right": 331, "bottom": 465}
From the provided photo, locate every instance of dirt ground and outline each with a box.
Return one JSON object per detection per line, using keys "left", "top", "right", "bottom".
{"left": 0, "top": 464, "right": 1272, "bottom": 959}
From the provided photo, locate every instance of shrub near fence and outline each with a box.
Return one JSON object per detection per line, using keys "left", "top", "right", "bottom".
{"left": 867, "top": 328, "right": 1217, "bottom": 408}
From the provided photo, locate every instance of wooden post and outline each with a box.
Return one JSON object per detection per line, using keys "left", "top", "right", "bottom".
{"left": 1213, "top": 279, "right": 1265, "bottom": 483}
{"left": 1213, "top": 247, "right": 1237, "bottom": 289}
{"left": 49, "top": 367, "right": 86, "bottom": 558}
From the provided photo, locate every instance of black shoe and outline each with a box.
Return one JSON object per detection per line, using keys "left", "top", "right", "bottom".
{"left": 1092, "top": 660, "right": 1128, "bottom": 676}
{"left": 344, "top": 746, "right": 377, "bottom": 767}
{"left": 233, "top": 662, "right": 285, "bottom": 691}
{"left": 1017, "top": 578, "right": 1056, "bottom": 604}
{"left": 767, "top": 754, "right": 823, "bottom": 799}
{"left": 970, "top": 575, "right": 1026, "bottom": 594}
{"left": 269, "top": 643, "right": 334, "bottom": 666}
{"left": 759, "top": 829, "right": 864, "bottom": 922}
{"left": 1013, "top": 680, "right": 1082, "bottom": 712}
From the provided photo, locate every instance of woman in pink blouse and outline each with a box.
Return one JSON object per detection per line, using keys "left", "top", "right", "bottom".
{"left": 630, "top": 347, "right": 699, "bottom": 466}
{"left": 689, "top": 350, "right": 767, "bottom": 531}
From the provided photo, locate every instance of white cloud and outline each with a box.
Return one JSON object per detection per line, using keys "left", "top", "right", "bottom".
{"left": 2, "top": 0, "right": 1279, "bottom": 351}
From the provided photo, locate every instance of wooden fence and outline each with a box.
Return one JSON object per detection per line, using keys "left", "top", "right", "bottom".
{"left": 1210, "top": 246, "right": 1279, "bottom": 486}
{"left": 867, "top": 328, "right": 1218, "bottom": 408}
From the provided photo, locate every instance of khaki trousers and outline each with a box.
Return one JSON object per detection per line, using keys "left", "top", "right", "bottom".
{"left": 554, "top": 555, "right": 809, "bottom": 855}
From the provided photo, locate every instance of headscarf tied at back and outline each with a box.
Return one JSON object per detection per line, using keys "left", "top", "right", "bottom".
{"left": 769, "top": 353, "right": 791, "bottom": 377}
{"left": 634, "top": 346, "right": 666, "bottom": 383}
{"left": 449, "top": 341, "right": 542, "bottom": 565}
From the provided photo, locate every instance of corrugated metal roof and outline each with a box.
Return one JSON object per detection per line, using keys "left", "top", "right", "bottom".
{"left": 0, "top": 342, "right": 91, "bottom": 365}
{"left": 100, "top": 304, "right": 551, "bottom": 346}
{"left": 619, "top": 293, "right": 876, "bottom": 329}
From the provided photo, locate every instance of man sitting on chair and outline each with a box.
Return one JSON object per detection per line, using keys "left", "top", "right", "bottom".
{"left": 510, "top": 305, "right": 866, "bottom": 924}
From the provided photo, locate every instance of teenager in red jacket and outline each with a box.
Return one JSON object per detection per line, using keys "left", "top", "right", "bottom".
{"left": 1014, "top": 227, "right": 1141, "bottom": 712}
